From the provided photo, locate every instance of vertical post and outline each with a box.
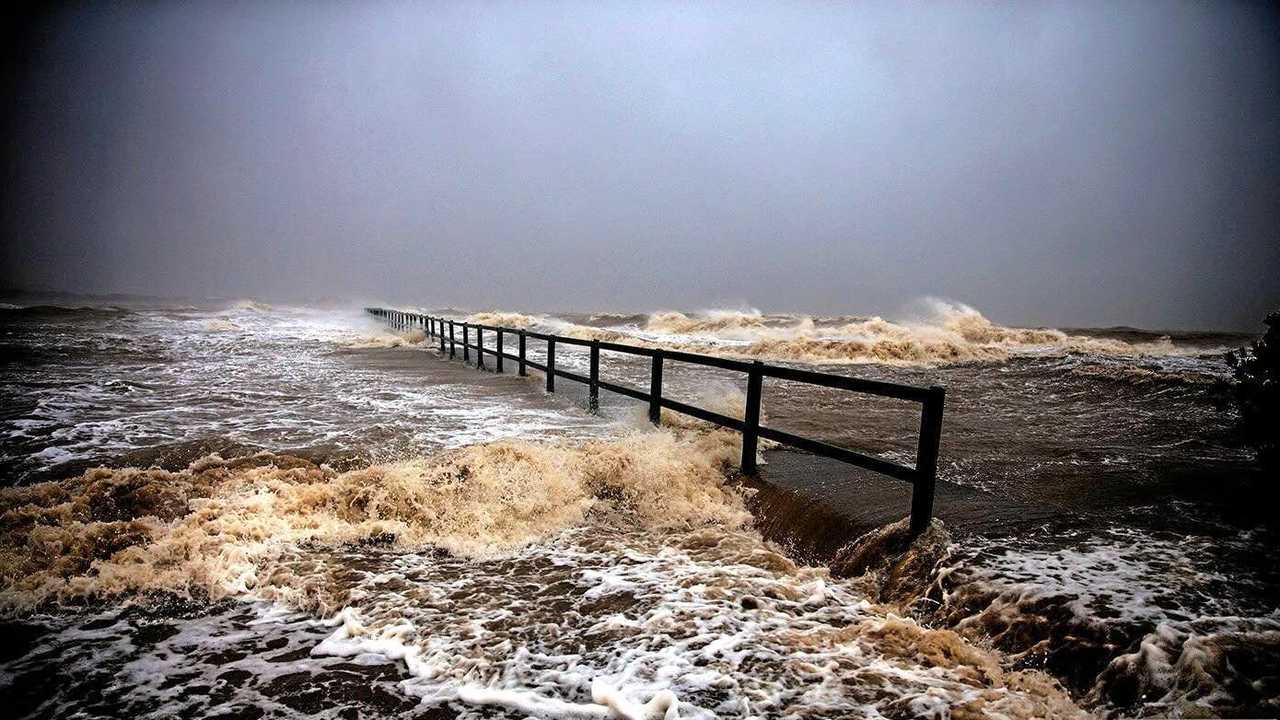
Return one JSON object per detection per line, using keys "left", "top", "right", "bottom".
{"left": 648, "top": 351, "right": 663, "bottom": 425}
{"left": 476, "top": 327, "right": 485, "bottom": 369}
{"left": 545, "top": 338, "right": 556, "bottom": 392}
{"left": 496, "top": 330, "right": 504, "bottom": 373}
{"left": 428, "top": 317, "right": 434, "bottom": 337}
{"left": 463, "top": 325, "right": 470, "bottom": 363}
{"left": 439, "top": 319, "right": 446, "bottom": 352}
{"left": 518, "top": 331, "right": 527, "bottom": 376}
{"left": 741, "top": 361, "right": 763, "bottom": 474}
{"left": 910, "top": 386, "right": 945, "bottom": 536}
{"left": 588, "top": 340, "right": 600, "bottom": 412}
{"left": 449, "top": 321, "right": 456, "bottom": 358}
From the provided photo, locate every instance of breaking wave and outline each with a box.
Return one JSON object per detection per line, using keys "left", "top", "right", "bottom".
{"left": 435, "top": 300, "right": 1225, "bottom": 366}
{"left": 908, "top": 527, "right": 1280, "bottom": 718}
{"left": 463, "top": 311, "right": 544, "bottom": 329}
{"left": 0, "top": 429, "right": 1091, "bottom": 718}
{"left": 0, "top": 429, "right": 748, "bottom": 612}
{"left": 203, "top": 319, "right": 242, "bottom": 332}
{"left": 340, "top": 329, "right": 428, "bottom": 348}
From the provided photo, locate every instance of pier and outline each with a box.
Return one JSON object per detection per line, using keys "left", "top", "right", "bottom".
{"left": 367, "top": 308, "right": 946, "bottom": 535}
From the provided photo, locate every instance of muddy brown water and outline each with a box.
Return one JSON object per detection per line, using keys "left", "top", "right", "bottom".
{"left": 1, "top": 300, "right": 1275, "bottom": 718}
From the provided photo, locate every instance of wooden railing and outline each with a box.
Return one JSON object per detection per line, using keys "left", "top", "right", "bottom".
{"left": 367, "top": 308, "right": 946, "bottom": 535}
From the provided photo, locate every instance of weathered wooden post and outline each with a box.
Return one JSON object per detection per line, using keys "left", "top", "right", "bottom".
{"left": 518, "top": 331, "right": 527, "bottom": 376}
{"left": 476, "top": 327, "right": 485, "bottom": 369}
{"left": 439, "top": 319, "right": 446, "bottom": 352}
{"left": 588, "top": 339, "right": 600, "bottom": 412}
{"left": 496, "top": 330, "right": 504, "bottom": 373}
{"left": 449, "top": 321, "right": 456, "bottom": 358}
{"left": 648, "top": 351, "right": 663, "bottom": 425}
{"left": 545, "top": 338, "right": 556, "bottom": 392}
{"left": 910, "top": 386, "right": 945, "bottom": 536}
{"left": 741, "top": 361, "right": 764, "bottom": 474}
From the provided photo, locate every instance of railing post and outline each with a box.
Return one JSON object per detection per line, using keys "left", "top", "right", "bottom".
{"left": 463, "top": 324, "right": 470, "bottom": 363}
{"left": 518, "top": 331, "right": 527, "bottom": 376}
{"left": 439, "top": 319, "right": 446, "bottom": 352}
{"left": 476, "top": 327, "right": 485, "bottom": 369}
{"left": 741, "top": 360, "right": 763, "bottom": 474}
{"left": 648, "top": 351, "right": 663, "bottom": 425}
{"left": 910, "top": 386, "right": 945, "bottom": 536}
{"left": 588, "top": 339, "right": 600, "bottom": 412}
{"left": 545, "top": 338, "right": 556, "bottom": 392}
{"left": 496, "top": 330, "right": 504, "bottom": 373}
{"left": 449, "top": 321, "right": 456, "bottom": 358}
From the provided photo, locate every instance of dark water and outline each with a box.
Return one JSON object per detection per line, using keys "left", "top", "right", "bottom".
{"left": 1, "top": 298, "right": 1275, "bottom": 718}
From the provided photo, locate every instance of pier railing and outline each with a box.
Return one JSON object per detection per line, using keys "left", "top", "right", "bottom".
{"left": 367, "top": 307, "right": 945, "bottom": 535}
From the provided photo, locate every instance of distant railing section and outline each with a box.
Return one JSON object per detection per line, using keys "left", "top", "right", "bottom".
{"left": 366, "top": 307, "right": 946, "bottom": 535}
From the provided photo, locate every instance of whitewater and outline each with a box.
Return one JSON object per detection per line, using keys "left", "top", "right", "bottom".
{"left": 0, "top": 297, "right": 1274, "bottom": 719}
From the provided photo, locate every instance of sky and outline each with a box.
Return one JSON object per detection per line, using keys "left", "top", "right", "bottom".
{"left": 2, "top": 1, "right": 1278, "bottom": 330}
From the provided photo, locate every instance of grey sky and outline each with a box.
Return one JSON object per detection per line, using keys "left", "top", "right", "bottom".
{"left": 3, "top": 1, "right": 1278, "bottom": 330}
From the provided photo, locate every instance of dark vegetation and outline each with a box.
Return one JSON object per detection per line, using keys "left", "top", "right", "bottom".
{"left": 1218, "top": 310, "right": 1280, "bottom": 470}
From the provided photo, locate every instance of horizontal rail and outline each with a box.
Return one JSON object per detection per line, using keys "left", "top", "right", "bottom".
{"left": 597, "top": 340, "right": 658, "bottom": 357}
{"left": 756, "top": 425, "right": 918, "bottom": 482}
{"left": 525, "top": 331, "right": 593, "bottom": 347}
{"left": 365, "top": 307, "right": 946, "bottom": 535}
{"left": 658, "top": 397, "right": 745, "bottom": 431}
{"left": 597, "top": 378, "right": 650, "bottom": 403}
{"left": 759, "top": 364, "right": 934, "bottom": 402}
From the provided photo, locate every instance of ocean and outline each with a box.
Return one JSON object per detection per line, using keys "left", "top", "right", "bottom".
{"left": 0, "top": 296, "right": 1274, "bottom": 719}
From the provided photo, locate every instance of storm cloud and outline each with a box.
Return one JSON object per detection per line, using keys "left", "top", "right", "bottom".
{"left": 3, "top": 1, "right": 1278, "bottom": 329}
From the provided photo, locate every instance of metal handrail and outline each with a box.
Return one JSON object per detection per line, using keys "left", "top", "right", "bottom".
{"left": 366, "top": 307, "right": 945, "bottom": 534}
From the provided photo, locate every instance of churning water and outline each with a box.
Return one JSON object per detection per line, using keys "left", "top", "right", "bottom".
{"left": 1, "top": 297, "right": 1275, "bottom": 718}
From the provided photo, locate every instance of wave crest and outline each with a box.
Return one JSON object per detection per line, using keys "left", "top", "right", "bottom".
{"left": 463, "top": 311, "right": 543, "bottom": 328}
{"left": 645, "top": 309, "right": 769, "bottom": 335}
{"left": 452, "top": 300, "right": 1218, "bottom": 365}
{"left": 0, "top": 430, "right": 749, "bottom": 612}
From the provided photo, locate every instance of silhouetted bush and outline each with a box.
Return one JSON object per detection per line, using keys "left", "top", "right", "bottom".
{"left": 1220, "top": 310, "right": 1280, "bottom": 470}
